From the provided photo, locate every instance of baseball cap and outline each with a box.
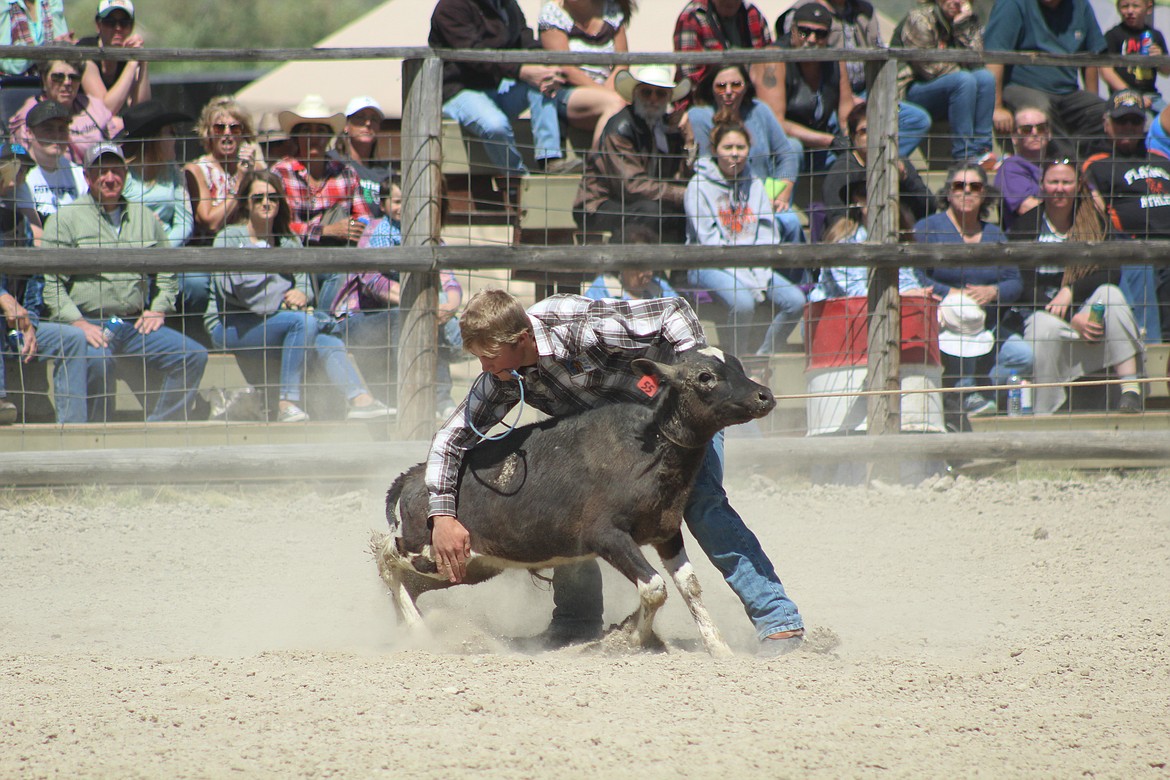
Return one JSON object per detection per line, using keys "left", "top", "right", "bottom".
{"left": 344, "top": 96, "right": 385, "bottom": 120}
{"left": 0, "top": 141, "right": 32, "bottom": 164}
{"left": 26, "top": 100, "right": 73, "bottom": 129}
{"left": 96, "top": 0, "right": 134, "bottom": 19}
{"left": 1107, "top": 89, "right": 1145, "bottom": 119}
{"left": 793, "top": 3, "right": 833, "bottom": 27}
{"left": 83, "top": 142, "right": 127, "bottom": 167}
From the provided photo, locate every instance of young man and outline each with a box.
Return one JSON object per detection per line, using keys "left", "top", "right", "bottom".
{"left": 16, "top": 99, "right": 88, "bottom": 245}
{"left": 426, "top": 289, "right": 805, "bottom": 655}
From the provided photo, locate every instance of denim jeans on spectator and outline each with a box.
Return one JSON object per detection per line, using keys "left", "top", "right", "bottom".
{"left": 211, "top": 310, "right": 314, "bottom": 404}
{"left": 442, "top": 79, "right": 562, "bottom": 175}
{"left": 686, "top": 268, "right": 806, "bottom": 355}
{"left": 33, "top": 320, "right": 113, "bottom": 423}
{"left": 897, "top": 101, "right": 932, "bottom": 159}
{"left": 551, "top": 431, "right": 804, "bottom": 640}
{"left": 906, "top": 69, "right": 996, "bottom": 160}
{"left": 335, "top": 309, "right": 400, "bottom": 405}
{"left": 1120, "top": 265, "right": 1162, "bottom": 343}
{"left": 96, "top": 317, "right": 207, "bottom": 421}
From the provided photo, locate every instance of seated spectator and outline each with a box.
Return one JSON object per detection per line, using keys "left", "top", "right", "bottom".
{"left": 1009, "top": 157, "right": 1144, "bottom": 413}
{"left": 430, "top": 0, "right": 571, "bottom": 176}
{"left": 539, "top": 0, "right": 631, "bottom": 148}
{"left": 329, "top": 96, "right": 392, "bottom": 217}
{"left": 1101, "top": 0, "right": 1169, "bottom": 115}
{"left": 0, "top": 0, "right": 70, "bottom": 79}
{"left": 9, "top": 58, "right": 122, "bottom": 164}
{"left": 254, "top": 113, "right": 296, "bottom": 167}
{"left": 892, "top": 0, "right": 996, "bottom": 165}
{"left": 585, "top": 224, "right": 679, "bottom": 301}
{"left": 684, "top": 112, "right": 806, "bottom": 356}
{"left": 688, "top": 62, "right": 801, "bottom": 230}
{"left": 208, "top": 170, "right": 393, "bottom": 423}
{"left": 822, "top": 103, "right": 935, "bottom": 232}
{"left": 76, "top": 0, "right": 150, "bottom": 114}
{"left": 574, "top": 65, "right": 692, "bottom": 243}
{"left": 672, "top": 0, "right": 772, "bottom": 111}
{"left": 984, "top": 0, "right": 1107, "bottom": 155}
{"left": 775, "top": 0, "right": 931, "bottom": 159}
{"left": 915, "top": 163, "right": 1023, "bottom": 415}
{"left": 15, "top": 100, "right": 88, "bottom": 245}
{"left": 272, "top": 95, "right": 370, "bottom": 247}
{"left": 40, "top": 143, "right": 207, "bottom": 422}
{"left": 183, "top": 96, "right": 258, "bottom": 245}
{"left": 117, "top": 101, "right": 194, "bottom": 248}
{"left": 0, "top": 277, "right": 34, "bottom": 423}
{"left": 995, "top": 106, "right": 1059, "bottom": 230}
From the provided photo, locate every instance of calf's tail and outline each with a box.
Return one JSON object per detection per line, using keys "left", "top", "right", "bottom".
{"left": 384, "top": 470, "right": 412, "bottom": 533}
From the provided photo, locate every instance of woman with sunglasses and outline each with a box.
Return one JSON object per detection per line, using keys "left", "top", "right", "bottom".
{"left": 76, "top": 0, "right": 151, "bottom": 114}
{"left": 207, "top": 171, "right": 393, "bottom": 423}
{"left": 8, "top": 57, "right": 122, "bottom": 164}
{"left": 183, "top": 96, "right": 260, "bottom": 246}
{"left": 915, "top": 163, "right": 1022, "bottom": 415}
{"left": 994, "top": 107, "right": 1059, "bottom": 230}
{"left": 1008, "top": 159, "right": 1144, "bottom": 413}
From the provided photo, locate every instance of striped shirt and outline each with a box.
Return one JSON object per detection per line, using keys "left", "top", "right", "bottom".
{"left": 425, "top": 294, "right": 708, "bottom": 518}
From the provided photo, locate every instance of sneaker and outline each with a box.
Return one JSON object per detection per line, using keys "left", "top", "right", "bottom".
{"left": 1118, "top": 390, "right": 1143, "bottom": 414}
{"left": 757, "top": 629, "right": 805, "bottom": 658}
{"left": 0, "top": 398, "right": 17, "bottom": 425}
{"left": 964, "top": 392, "right": 997, "bottom": 417}
{"left": 347, "top": 399, "right": 395, "bottom": 420}
{"left": 277, "top": 403, "right": 310, "bottom": 423}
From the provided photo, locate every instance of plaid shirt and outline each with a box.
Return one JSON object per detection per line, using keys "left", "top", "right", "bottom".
{"left": 425, "top": 294, "right": 708, "bottom": 518}
{"left": 673, "top": 0, "right": 772, "bottom": 88}
{"left": 270, "top": 158, "right": 372, "bottom": 242}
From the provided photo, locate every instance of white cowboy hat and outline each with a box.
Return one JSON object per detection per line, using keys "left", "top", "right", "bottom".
{"left": 278, "top": 95, "right": 345, "bottom": 136}
{"left": 614, "top": 65, "right": 691, "bottom": 103}
{"left": 937, "top": 291, "right": 995, "bottom": 358}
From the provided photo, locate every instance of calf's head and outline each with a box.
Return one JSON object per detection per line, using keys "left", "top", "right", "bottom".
{"left": 632, "top": 348, "right": 776, "bottom": 441}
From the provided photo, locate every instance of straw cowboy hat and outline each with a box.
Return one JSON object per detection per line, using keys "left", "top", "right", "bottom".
{"left": 255, "top": 112, "right": 290, "bottom": 144}
{"left": 278, "top": 95, "right": 344, "bottom": 136}
{"left": 614, "top": 65, "right": 691, "bottom": 103}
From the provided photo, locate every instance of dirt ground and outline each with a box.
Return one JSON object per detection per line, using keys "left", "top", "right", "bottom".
{"left": 2, "top": 467, "right": 1169, "bottom": 779}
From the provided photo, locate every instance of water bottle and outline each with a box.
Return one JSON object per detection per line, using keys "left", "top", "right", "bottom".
{"left": 1019, "top": 379, "right": 1033, "bottom": 415}
{"left": 1007, "top": 373, "right": 1023, "bottom": 417}
{"left": 101, "top": 316, "right": 123, "bottom": 342}
{"left": 6, "top": 328, "right": 23, "bottom": 353}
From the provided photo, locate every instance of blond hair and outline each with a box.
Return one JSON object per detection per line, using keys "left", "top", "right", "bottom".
{"left": 460, "top": 289, "right": 531, "bottom": 357}
{"left": 195, "top": 96, "right": 255, "bottom": 151}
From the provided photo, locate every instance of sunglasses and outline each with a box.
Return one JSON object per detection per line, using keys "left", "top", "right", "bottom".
{"left": 950, "top": 180, "right": 985, "bottom": 193}
{"left": 796, "top": 25, "right": 830, "bottom": 40}
{"left": 212, "top": 122, "right": 244, "bottom": 136}
{"left": 714, "top": 80, "right": 745, "bottom": 93}
{"left": 48, "top": 72, "right": 80, "bottom": 85}
{"left": 1015, "top": 122, "right": 1050, "bottom": 135}
{"left": 249, "top": 191, "right": 278, "bottom": 203}
{"left": 100, "top": 15, "right": 133, "bottom": 28}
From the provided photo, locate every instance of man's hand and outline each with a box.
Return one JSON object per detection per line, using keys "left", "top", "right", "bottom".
{"left": 519, "top": 64, "right": 565, "bottom": 96}
{"left": 135, "top": 310, "right": 165, "bottom": 335}
{"left": 1071, "top": 308, "right": 1102, "bottom": 341}
{"left": 73, "top": 318, "right": 109, "bottom": 348}
{"left": 283, "top": 289, "right": 309, "bottom": 310}
{"left": 993, "top": 106, "right": 1014, "bottom": 135}
{"left": 431, "top": 515, "right": 471, "bottom": 583}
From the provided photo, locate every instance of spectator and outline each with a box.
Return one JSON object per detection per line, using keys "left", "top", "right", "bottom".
{"left": 822, "top": 102, "right": 935, "bottom": 232}
{"left": 117, "top": 101, "right": 194, "bottom": 248}
{"left": 430, "top": 0, "right": 572, "bottom": 176}
{"left": 688, "top": 62, "right": 801, "bottom": 223}
{"left": 40, "top": 143, "right": 207, "bottom": 422}
{"left": 573, "top": 65, "right": 692, "bottom": 243}
{"left": 684, "top": 112, "right": 806, "bottom": 357}
{"left": 15, "top": 100, "right": 87, "bottom": 245}
{"left": 0, "top": 140, "right": 32, "bottom": 243}
{"left": 892, "top": 0, "right": 996, "bottom": 165}
{"left": 915, "top": 163, "right": 1024, "bottom": 416}
{"left": 329, "top": 96, "right": 392, "bottom": 218}
{"left": 9, "top": 57, "right": 122, "bottom": 164}
{"left": 538, "top": 0, "right": 632, "bottom": 148}
{"left": 76, "top": 0, "right": 150, "bottom": 114}
{"left": 0, "top": 277, "right": 35, "bottom": 423}
{"left": 984, "top": 0, "right": 1107, "bottom": 154}
{"left": 1083, "top": 88, "right": 1167, "bottom": 343}
{"left": 1009, "top": 158, "right": 1144, "bottom": 413}
{"left": 672, "top": 0, "right": 771, "bottom": 106}
{"left": 272, "top": 95, "right": 371, "bottom": 247}
{"left": 0, "top": 0, "right": 70, "bottom": 79}
{"left": 208, "top": 170, "right": 393, "bottom": 423}
{"left": 995, "top": 106, "right": 1059, "bottom": 229}
{"left": 183, "top": 96, "right": 258, "bottom": 246}
{"left": 585, "top": 224, "right": 679, "bottom": 300}
{"left": 254, "top": 113, "right": 295, "bottom": 167}
{"left": 1101, "top": 0, "right": 1169, "bottom": 114}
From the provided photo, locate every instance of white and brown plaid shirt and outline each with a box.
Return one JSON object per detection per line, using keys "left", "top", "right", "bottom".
{"left": 425, "top": 294, "right": 708, "bottom": 518}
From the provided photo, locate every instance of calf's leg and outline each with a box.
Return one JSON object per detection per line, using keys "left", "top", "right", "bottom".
{"left": 656, "top": 533, "right": 733, "bottom": 658}
{"left": 591, "top": 527, "right": 668, "bottom": 650}
{"left": 370, "top": 532, "right": 431, "bottom": 636}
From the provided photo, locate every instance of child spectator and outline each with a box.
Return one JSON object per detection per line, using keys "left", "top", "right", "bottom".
{"left": 1101, "top": 0, "right": 1170, "bottom": 114}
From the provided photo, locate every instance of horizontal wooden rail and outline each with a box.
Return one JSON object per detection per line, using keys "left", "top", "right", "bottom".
{"left": 5, "top": 241, "right": 1170, "bottom": 275}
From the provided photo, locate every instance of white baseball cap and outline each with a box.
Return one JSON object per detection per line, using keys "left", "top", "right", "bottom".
{"left": 344, "top": 96, "right": 385, "bottom": 120}
{"left": 96, "top": 0, "right": 134, "bottom": 19}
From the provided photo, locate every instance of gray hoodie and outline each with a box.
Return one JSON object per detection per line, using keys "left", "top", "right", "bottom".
{"left": 684, "top": 158, "right": 784, "bottom": 247}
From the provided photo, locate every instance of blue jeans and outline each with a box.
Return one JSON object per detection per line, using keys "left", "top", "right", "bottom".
{"left": 336, "top": 309, "right": 400, "bottom": 405}
{"left": 552, "top": 431, "right": 804, "bottom": 640}
{"left": 442, "top": 79, "right": 562, "bottom": 175}
{"left": 687, "top": 268, "right": 807, "bottom": 355}
{"left": 1119, "top": 264, "right": 1162, "bottom": 343}
{"left": 211, "top": 310, "right": 314, "bottom": 403}
{"left": 34, "top": 321, "right": 113, "bottom": 423}
{"left": 989, "top": 331, "right": 1035, "bottom": 385}
{"left": 96, "top": 318, "right": 207, "bottom": 421}
{"left": 906, "top": 69, "right": 996, "bottom": 160}
{"left": 897, "top": 101, "right": 932, "bottom": 158}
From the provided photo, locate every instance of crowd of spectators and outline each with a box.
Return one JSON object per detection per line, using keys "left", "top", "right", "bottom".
{"left": 2, "top": 0, "right": 1169, "bottom": 428}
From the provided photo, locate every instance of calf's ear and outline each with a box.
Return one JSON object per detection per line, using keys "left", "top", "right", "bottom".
{"left": 631, "top": 357, "right": 671, "bottom": 380}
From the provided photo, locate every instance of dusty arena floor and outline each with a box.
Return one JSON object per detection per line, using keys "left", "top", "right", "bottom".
{"left": 2, "top": 469, "right": 1169, "bottom": 778}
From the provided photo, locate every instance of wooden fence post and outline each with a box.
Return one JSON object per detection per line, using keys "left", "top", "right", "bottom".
{"left": 864, "top": 56, "right": 902, "bottom": 443}
{"left": 397, "top": 56, "right": 443, "bottom": 438}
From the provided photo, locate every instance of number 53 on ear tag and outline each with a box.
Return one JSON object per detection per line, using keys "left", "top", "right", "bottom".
{"left": 637, "top": 374, "right": 659, "bottom": 398}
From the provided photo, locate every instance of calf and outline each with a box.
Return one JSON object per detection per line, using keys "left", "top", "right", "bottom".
{"left": 371, "top": 348, "right": 775, "bottom": 655}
